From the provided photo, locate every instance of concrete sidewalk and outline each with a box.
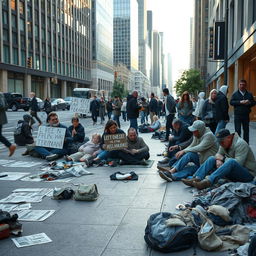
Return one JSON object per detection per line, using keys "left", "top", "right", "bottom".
{"left": 0, "top": 120, "right": 255, "bottom": 256}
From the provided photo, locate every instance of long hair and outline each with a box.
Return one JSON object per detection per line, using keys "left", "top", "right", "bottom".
{"left": 180, "top": 91, "right": 192, "bottom": 108}
{"left": 104, "top": 120, "right": 118, "bottom": 133}
{"left": 208, "top": 89, "right": 217, "bottom": 104}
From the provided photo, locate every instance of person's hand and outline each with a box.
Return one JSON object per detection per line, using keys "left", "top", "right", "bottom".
{"left": 216, "top": 159, "right": 223, "bottom": 168}
{"left": 102, "top": 144, "right": 107, "bottom": 150}
{"left": 244, "top": 99, "right": 250, "bottom": 105}
{"left": 130, "top": 149, "right": 138, "bottom": 155}
{"left": 92, "top": 152, "right": 97, "bottom": 157}
{"left": 72, "top": 129, "right": 77, "bottom": 136}
{"left": 169, "top": 145, "right": 178, "bottom": 152}
{"left": 175, "top": 150, "right": 185, "bottom": 159}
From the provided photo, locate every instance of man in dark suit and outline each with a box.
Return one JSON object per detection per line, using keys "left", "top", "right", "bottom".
{"left": 29, "top": 92, "right": 42, "bottom": 125}
{"left": 230, "top": 79, "right": 256, "bottom": 143}
{"left": 149, "top": 93, "right": 158, "bottom": 124}
{"left": 90, "top": 96, "right": 100, "bottom": 125}
{"left": 161, "top": 88, "right": 176, "bottom": 142}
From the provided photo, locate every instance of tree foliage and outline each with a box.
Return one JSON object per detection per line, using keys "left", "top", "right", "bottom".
{"left": 175, "top": 69, "right": 204, "bottom": 96}
{"left": 111, "top": 80, "right": 128, "bottom": 98}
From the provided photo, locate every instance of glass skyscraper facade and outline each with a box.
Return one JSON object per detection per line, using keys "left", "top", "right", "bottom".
{"left": 113, "top": 0, "right": 138, "bottom": 70}
{"left": 0, "top": 0, "right": 91, "bottom": 98}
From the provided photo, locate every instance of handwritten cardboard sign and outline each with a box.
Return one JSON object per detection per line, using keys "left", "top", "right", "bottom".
{"left": 36, "top": 126, "right": 66, "bottom": 149}
{"left": 70, "top": 97, "right": 90, "bottom": 114}
{"left": 104, "top": 133, "right": 128, "bottom": 151}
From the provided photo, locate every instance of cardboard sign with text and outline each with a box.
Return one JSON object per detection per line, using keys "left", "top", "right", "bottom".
{"left": 70, "top": 97, "right": 90, "bottom": 114}
{"left": 104, "top": 133, "right": 128, "bottom": 151}
{"left": 36, "top": 126, "right": 66, "bottom": 149}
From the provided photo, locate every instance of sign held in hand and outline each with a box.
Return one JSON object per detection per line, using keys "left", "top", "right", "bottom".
{"left": 104, "top": 133, "right": 128, "bottom": 151}
{"left": 70, "top": 97, "right": 90, "bottom": 114}
{"left": 36, "top": 126, "right": 66, "bottom": 149}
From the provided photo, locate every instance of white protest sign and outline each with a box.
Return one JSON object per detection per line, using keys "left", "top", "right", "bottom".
{"left": 36, "top": 126, "right": 66, "bottom": 149}
{"left": 70, "top": 97, "right": 90, "bottom": 114}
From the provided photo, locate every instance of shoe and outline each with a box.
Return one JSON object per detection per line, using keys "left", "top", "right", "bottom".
{"left": 109, "top": 161, "right": 117, "bottom": 167}
{"left": 158, "top": 171, "right": 173, "bottom": 182}
{"left": 157, "top": 162, "right": 170, "bottom": 167}
{"left": 193, "top": 179, "right": 211, "bottom": 190}
{"left": 157, "top": 165, "right": 171, "bottom": 172}
{"left": 181, "top": 178, "right": 201, "bottom": 187}
{"left": 46, "top": 154, "right": 59, "bottom": 161}
{"left": 97, "top": 160, "right": 106, "bottom": 167}
{"left": 8, "top": 144, "right": 16, "bottom": 157}
{"left": 158, "top": 158, "right": 170, "bottom": 164}
{"left": 22, "top": 150, "right": 29, "bottom": 156}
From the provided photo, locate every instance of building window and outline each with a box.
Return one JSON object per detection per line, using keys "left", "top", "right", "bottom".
{"left": 238, "top": 0, "right": 244, "bottom": 38}
{"left": 253, "top": 0, "right": 256, "bottom": 23}
{"left": 20, "top": 18, "right": 25, "bottom": 31}
{"left": 13, "top": 48, "right": 19, "bottom": 65}
{"left": 19, "top": 1, "right": 24, "bottom": 15}
{"left": 12, "top": 32, "right": 18, "bottom": 45}
{"left": 2, "top": 11, "right": 8, "bottom": 25}
{"left": 3, "top": 29, "right": 9, "bottom": 41}
{"left": 21, "top": 50, "right": 26, "bottom": 66}
{"left": 12, "top": 15, "right": 17, "bottom": 29}
{"left": 4, "top": 45, "right": 10, "bottom": 63}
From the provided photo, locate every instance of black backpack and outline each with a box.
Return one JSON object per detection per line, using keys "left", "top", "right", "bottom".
{"left": 144, "top": 212, "right": 198, "bottom": 253}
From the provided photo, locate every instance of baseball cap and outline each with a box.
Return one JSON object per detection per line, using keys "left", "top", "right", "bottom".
{"left": 188, "top": 120, "right": 205, "bottom": 132}
{"left": 216, "top": 129, "right": 230, "bottom": 142}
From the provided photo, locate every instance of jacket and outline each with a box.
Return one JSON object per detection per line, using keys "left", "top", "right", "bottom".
{"left": 0, "top": 92, "right": 7, "bottom": 125}
{"left": 44, "top": 100, "right": 52, "bottom": 113}
{"left": 217, "top": 133, "right": 256, "bottom": 176}
{"left": 171, "top": 121, "right": 192, "bottom": 145}
{"left": 193, "top": 92, "right": 205, "bottom": 118}
{"left": 149, "top": 98, "right": 158, "bottom": 113}
{"left": 202, "top": 99, "right": 217, "bottom": 123}
{"left": 78, "top": 141, "right": 101, "bottom": 155}
{"left": 230, "top": 90, "right": 256, "bottom": 116}
{"left": 126, "top": 136, "right": 149, "bottom": 154}
{"left": 127, "top": 95, "right": 140, "bottom": 119}
{"left": 100, "top": 128, "right": 125, "bottom": 149}
{"left": 106, "top": 101, "right": 113, "bottom": 112}
{"left": 14, "top": 120, "right": 34, "bottom": 146}
{"left": 165, "top": 94, "right": 176, "bottom": 115}
{"left": 90, "top": 99, "right": 100, "bottom": 115}
{"left": 30, "top": 96, "right": 39, "bottom": 112}
{"left": 215, "top": 91, "right": 229, "bottom": 121}
{"left": 99, "top": 101, "right": 106, "bottom": 117}
{"left": 184, "top": 126, "right": 218, "bottom": 164}
{"left": 68, "top": 123, "right": 85, "bottom": 143}
{"left": 113, "top": 99, "right": 122, "bottom": 116}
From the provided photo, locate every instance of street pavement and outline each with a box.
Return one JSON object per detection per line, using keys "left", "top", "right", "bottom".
{"left": 0, "top": 111, "right": 255, "bottom": 256}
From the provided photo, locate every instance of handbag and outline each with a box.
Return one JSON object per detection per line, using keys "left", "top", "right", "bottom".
{"left": 73, "top": 184, "right": 99, "bottom": 201}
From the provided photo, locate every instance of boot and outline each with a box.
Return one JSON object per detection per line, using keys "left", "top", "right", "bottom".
{"left": 157, "top": 165, "right": 171, "bottom": 172}
{"left": 193, "top": 179, "right": 211, "bottom": 190}
{"left": 181, "top": 178, "right": 201, "bottom": 187}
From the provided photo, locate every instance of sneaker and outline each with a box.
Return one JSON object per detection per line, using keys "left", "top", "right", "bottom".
{"left": 158, "top": 171, "right": 173, "bottom": 182}
{"left": 22, "top": 150, "right": 29, "bottom": 156}
{"left": 46, "top": 154, "right": 59, "bottom": 161}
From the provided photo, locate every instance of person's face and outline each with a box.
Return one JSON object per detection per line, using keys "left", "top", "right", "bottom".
{"left": 239, "top": 81, "right": 247, "bottom": 91}
{"left": 72, "top": 119, "right": 79, "bottom": 128}
{"left": 128, "top": 130, "right": 137, "bottom": 141}
{"left": 219, "top": 135, "right": 233, "bottom": 149}
{"left": 92, "top": 135, "right": 100, "bottom": 144}
{"left": 49, "top": 115, "right": 59, "bottom": 126}
{"left": 183, "top": 94, "right": 189, "bottom": 101}
{"left": 211, "top": 91, "right": 217, "bottom": 100}
{"left": 193, "top": 130, "right": 200, "bottom": 138}
{"left": 109, "top": 124, "right": 117, "bottom": 134}
{"left": 172, "top": 122, "right": 180, "bottom": 132}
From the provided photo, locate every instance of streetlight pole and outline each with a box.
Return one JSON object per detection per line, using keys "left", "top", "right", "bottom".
{"left": 224, "top": 0, "right": 229, "bottom": 85}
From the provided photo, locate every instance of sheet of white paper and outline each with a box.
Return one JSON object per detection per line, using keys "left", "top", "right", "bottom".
{"left": 12, "top": 233, "right": 52, "bottom": 248}
{"left": 0, "top": 192, "right": 45, "bottom": 204}
{"left": 13, "top": 188, "right": 51, "bottom": 197}
{"left": 2, "top": 161, "right": 42, "bottom": 168}
{"left": 0, "top": 172, "right": 30, "bottom": 181}
{"left": 0, "top": 204, "right": 18, "bottom": 212}
{"left": 0, "top": 160, "right": 15, "bottom": 165}
{"left": 18, "top": 210, "right": 55, "bottom": 221}
{"left": 14, "top": 203, "right": 31, "bottom": 211}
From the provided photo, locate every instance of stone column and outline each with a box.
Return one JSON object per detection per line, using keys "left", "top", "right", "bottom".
{"left": 0, "top": 70, "right": 8, "bottom": 92}
{"left": 24, "top": 74, "right": 31, "bottom": 97}
{"left": 43, "top": 77, "right": 50, "bottom": 99}
{"left": 234, "top": 59, "right": 244, "bottom": 91}
{"left": 61, "top": 80, "right": 67, "bottom": 98}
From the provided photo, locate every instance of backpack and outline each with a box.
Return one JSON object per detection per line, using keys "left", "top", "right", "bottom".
{"left": 110, "top": 171, "right": 138, "bottom": 181}
{"left": 14, "top": 122, "right": 23, "bottom": 136}
{"left": 73, "top": 184, "right": 99, "bottom": 201}
{"left": 144, "top": 212, "right": 198, "bottom": 253}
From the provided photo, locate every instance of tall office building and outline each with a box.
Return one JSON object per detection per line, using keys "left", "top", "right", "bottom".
{"left": 91, "top": 0, "right": 114, "bottom": 97}
{"left": 0, "top": 0, "right": 92, "bottom": 98}
{"left": 113, "top": 0, "right": 138, "bottom": 70}
{"left": 159, "top": 32, "right": 166, "bottom": 89}
{"left": 152, "top": 31, "right": 162, "bottom": 91}
{"left": 147, "top": 10, "right": 153, "bottom": 84}
{"left": 147, "top": 10, "right": 153, "bottom": 49}
{"left": 167, "top": 53, "right": 173, "bottom": 92}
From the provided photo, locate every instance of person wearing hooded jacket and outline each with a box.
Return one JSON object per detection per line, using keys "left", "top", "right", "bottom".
{"left": 193, "top": 92, "right": 205, "bottom": 119}
{"left": 215, "top": 85, "right": 229, "bottom": 134}
{"left": 158, "top": 120, "right": 218, "bottom": 182}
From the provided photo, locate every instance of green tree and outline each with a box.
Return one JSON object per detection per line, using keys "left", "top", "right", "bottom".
{"left": 111, "top": 80, "right": 128, "bottom": 98}
{"left": 175, "top": 69, "right": 204, "bottom": 96}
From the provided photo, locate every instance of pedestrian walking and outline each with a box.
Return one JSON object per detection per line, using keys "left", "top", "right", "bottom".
{"left": 90, "top": 96, "right": 100, "bottom": 125}
{"left": 230, "top": 79, "right": 256, "bottom": 143}
{"left": 43, "top": 97, "right": 52, "bottom": 116}
{"left": 149, "top": 93, "right": 158, "bottom": 124}
{"left": 127, "top": 91, "right": 141, "bottom": 132}
{"left": 29, "top": 92, "right": 42, "bottom": 125}
{"left": 112, "top": 96, "right": 122, "bottom": 128}
{"left": 193, "top": 92, "right": 205, "bottom": 120}
{"left": 121, "top": 99, "right": 127, "bottom": 121}
{"left": 215, "top": 85, "right": 229, "bottom": 134}
{"left": 0, "top": 92, "right": 16, "bottom": 156}
{"left": 106, "top": 99, "right": 113, "bottom": 120}
{"left": 161, "top": 88, "right": 176, "bottom": 142}
{"left": 99, "top": 97, "right": 106, "bottom": 124}
{"left": 177, "top": 91, "right": 194, "bottom": 125}
{"left": 140, "top": 97, "right": 149, "bottom": 125}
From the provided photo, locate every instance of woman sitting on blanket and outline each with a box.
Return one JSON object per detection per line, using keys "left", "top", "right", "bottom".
{"left": 65, "top": 133, "right": 101, "bottom": 166}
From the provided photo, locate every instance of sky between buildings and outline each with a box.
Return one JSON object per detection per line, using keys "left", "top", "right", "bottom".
{"left": 147, "top": 0, "right": 194, "bottom": 86}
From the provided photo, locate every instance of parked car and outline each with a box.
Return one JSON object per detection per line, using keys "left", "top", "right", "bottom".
{"left": 64, "top": 97, "right": 72, "bottom": 110}
{"left": 51, "top": 98, "right": 67, "bottom": 111}
{"left": 4, "top": 93, "right": 30, "bottom": 111}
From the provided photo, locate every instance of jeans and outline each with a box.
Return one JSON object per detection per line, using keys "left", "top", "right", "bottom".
{"left": 234, "top": 115, "right": 250, "bottom": 143}
{"left": 179, "top": 115, "right": 193, "bottom": 125}
{"left": 194, "top": 156, "right": 254, "bottom": 184}
{"left": 113, "top": 115, "right": 120, "bottom": 128}
{"left": 130, "top": 118, "right": 138, "bottom": 132}
{"left": 0, "top": 125, "right": 11, "bottom": 148}
{"left": 92, "top": 113, "right": 97, "bottom": 123}
{"left": 121, "top": 111, "right": 127, "bottom": 121}
{"left": 107, "top": 111, "right": 112, "bottom": 120}
{"left": 215, "top": 120, "right": 228, "bottom": 134}
{"left": 172, "top": 152, "right": 200, "bottom": 180}
{"left": 34, "top": 146, "right": 68, "bottom": 158}
{"left": 140, "top": 111, "right": 147, "bottom": 124}
{"left": 165, "top": 114, "right": 175, "bottom": 140}
{"left": 31, "top": 111, "right": 42, "bottom": 125}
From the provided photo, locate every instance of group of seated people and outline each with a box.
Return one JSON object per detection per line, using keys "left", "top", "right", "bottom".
{"left": 15, "top": 112, "right": 150, "bottom": 166}
{"left": 157, "top": 119, "right": 256, "bottom": 190}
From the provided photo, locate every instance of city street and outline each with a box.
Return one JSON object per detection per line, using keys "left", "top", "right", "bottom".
{"left": 1, "top": 110, "right": 256, "bottom": 255}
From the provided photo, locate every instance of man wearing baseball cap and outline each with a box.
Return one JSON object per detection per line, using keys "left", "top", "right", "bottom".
{"left": 158, "top": 120, "right": 218, "bottom": 182}
{"left": 182, "top": 129, "right": 256, "bottom": 189}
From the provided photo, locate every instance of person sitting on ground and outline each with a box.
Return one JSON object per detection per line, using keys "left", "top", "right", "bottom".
{"left": 92, "top": 120, "right": 125, "bottom": 163}
{"left": 68, "top": 117, "right": 87, "bottom": 154}
{"left": 66, "top": 133, "right": 101, "bottom": 165}
{"left": 158, "top": 118, "right": 192, "bottom": 166}
{"left": 34, "top": 112, "right": 72, "bottom": 161}
{"left": 182, "top": 129, "right": 256, "bottom": 190}
{"left": 140, "top": 115, "right": 161, "bottom": 133}
{"left": 158, "top": 120, "right": 218, "bottom": 182}
{"left": 117, "top": 127, "right": 150, "bottom": 165}
{"left": 14, "top": 114, "right": 34, "bottom": 155}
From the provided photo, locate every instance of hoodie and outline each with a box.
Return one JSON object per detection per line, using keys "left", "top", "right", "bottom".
{"left": 215, "top": 85, "right": 229, "bottom": 121}
{"left": 184, "top": 123, "right": 218, "bottom": 164}
{"left": 193, "top": 92, "right": 205, "bottom": 118}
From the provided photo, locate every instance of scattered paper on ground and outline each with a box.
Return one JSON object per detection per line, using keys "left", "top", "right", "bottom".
{"left": 13, "top": 188, "right": 51, "bottom": 196}
{"left": 0, "top": 160, "right": 42, "bottom": 168}
{"left": 12, "top": 233, "right": 52, "bottom": 248}
{"left": 0, "top": 203, "right": 31, "bottom": 212}
{"left": 0, "top": 172, "right": 30, "bottom": 181}
{"left": 18, "top": 210, "right": 55, "bottom": 221}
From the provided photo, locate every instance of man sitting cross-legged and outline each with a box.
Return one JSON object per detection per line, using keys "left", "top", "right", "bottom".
{"left": 158, "top": 120, "right": 218, "bottom": 182}
{"left": 117, "top": 127, "right": 150, "bottom": 165}
{"left": 182, "top": 129, "right": 256, "bottom": 190}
